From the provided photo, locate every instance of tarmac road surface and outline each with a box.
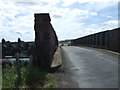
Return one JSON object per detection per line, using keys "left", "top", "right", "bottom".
{"left": 55, "top": 46, "right": 119, "bottom": 88}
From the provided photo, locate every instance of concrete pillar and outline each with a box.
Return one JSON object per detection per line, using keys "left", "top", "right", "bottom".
{"left": 34, "top": 13, "right": 57, "bottom": 70}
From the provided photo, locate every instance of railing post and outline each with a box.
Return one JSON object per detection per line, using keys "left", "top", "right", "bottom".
{"left": 16, "top": 53, "right": 21, "bottom": 81}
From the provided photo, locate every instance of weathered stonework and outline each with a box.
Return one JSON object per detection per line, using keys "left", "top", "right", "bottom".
{"left": 33, "top": 13, "right": 58, "bottom": 70}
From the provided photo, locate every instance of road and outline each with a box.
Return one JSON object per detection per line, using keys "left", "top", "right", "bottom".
{"left": 55, "top": 46, "right": 119, "bottom": 88}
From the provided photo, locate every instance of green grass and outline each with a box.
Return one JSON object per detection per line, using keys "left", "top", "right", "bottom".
{"left": 44, "top": 73, "right": 56, "bottom": 88}
{"left": 0, "top": 66, "right": 2, "bottom": 89}
{"left": 2, "top": 66, "right": 18, "bottom": 88}
{"left": 2, "top": 65, "right": 56, "bottom": 89}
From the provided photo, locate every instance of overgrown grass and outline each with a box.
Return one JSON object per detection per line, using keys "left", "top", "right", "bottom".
{"left": 2, "top": 64, "right": 56, "bottom": 89}
{"left": 0, "top": 66, "right": 2, "bottom": 89}
{"left": 2, "top": 66, "right": 18, "bottom": 88}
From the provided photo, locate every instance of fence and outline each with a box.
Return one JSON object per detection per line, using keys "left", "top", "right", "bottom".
{"left": 71, "top": 28, "right": 120, "bottom": 53}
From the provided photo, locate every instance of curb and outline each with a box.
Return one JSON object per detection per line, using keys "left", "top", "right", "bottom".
{"left": 51, "top": 47, "right": 62, "bottom": 68}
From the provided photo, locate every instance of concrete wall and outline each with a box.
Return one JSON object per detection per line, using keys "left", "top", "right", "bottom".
{"left": 33, "top": 13, "right": 58, "bottom": 70}
{"left": 72, "top": 28, "right": 120, "bottom": 53}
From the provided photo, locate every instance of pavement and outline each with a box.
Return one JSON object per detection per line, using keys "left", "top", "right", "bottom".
{"left": 55, "top": 46, "right": 119, "bottom": 88}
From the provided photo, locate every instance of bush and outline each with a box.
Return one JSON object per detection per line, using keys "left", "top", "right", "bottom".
{"left": 3, "top": 66, "right": 56, "bottom": 88}
{"left": 23, "top": 67, "right": 46, "bottom": 85}
{"left": 2, "top": 66, "right": 18, "bottom": 88}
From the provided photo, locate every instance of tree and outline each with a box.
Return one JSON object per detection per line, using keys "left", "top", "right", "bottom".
{"left": 2, "top": 38, "right": 5, "bottom": 44}
{"left": 18, "top": 38, "right": 21, "bottom": 43}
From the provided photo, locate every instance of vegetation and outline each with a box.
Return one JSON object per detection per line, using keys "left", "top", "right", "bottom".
{"left": 68, "top": 43, "right": 71, "bottom": 46}
{"left": 59, "top": 43, "right": 71, "bottom": 46}
{"left": 2, "top": 64, "right": 56, "bottom": 89}
{"left": 0, "top": 66, "right": 2, "bottom": 89}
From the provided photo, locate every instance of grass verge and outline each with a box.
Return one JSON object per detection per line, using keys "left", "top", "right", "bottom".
{"left": 2, "top": 65, "right": 56, "bottom": 89}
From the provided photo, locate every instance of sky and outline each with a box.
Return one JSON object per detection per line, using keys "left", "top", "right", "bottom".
{"left": 0, "top": 0, "right": 119, "bottom": 41}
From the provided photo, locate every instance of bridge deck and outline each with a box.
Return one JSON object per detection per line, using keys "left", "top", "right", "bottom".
{"left": 55, "top": 46, "right": 119, "bottom": 88}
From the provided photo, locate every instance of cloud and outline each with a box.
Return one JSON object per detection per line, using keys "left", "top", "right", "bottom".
{"left": 102, "top": 20, "right": 118, "bottom": 25}
{"left": 16, "top": 32, "right": 22, "bottom": 36}
{"left": 15, "top": 2, "right": 48, "bottom": 6}
{"left": 107, "top": 16, "right": 112, "bottom": 18}
{"left": 53, "top": 15, "right": 62, "bottom": 19}
{"left": 15, "top": 13, "right": 29, "bottom": 18}
{"left": 88, "top": 20, "right": 118, "bottom": 33}
{"left": 62, "top": 0, "right": 119, "bottom": 6}
{"left": 0, "top": 0, "right": 118, "bottom": 41}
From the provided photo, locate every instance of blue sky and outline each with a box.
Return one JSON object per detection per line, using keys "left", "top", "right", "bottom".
{"left": 0, "top": 0, "right": 119, "bottom": 41}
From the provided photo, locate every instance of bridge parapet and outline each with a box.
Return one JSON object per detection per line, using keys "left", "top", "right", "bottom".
{"left": 72, "top": 28, "right": 120, "bottom": 53}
